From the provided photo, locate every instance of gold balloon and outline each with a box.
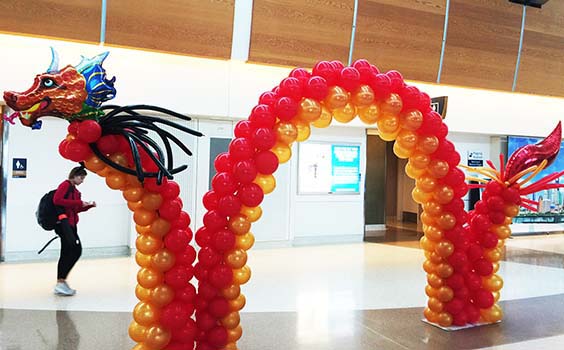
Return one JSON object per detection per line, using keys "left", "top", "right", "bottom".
{"left": 427, "top": 274, "right": 444, "bottom": 289}
{"left": 377, "top": 113, "right": 400, "bottom": 135}
{"left": 504, "top": 217, "right": 512, "bottom": 225}
{"left": 381, "top": 93, "right": 403, "bottom": 115}
{"left": 129, "top": 321, "right": 148, "bottom": 343}
{"left": 420, "top": 236, "right": 437, "bottom": 252}
{"left": 151, "top": 284, "right": 175, "bottom": 307}
{"left": 493, "top": 291, "right": 501, "bottom": 302}
{"left": 84, "top": 155, "right": 105, "bottom": 172}
{"left": 423, "top": 260, "right": 437, "bottom": 274}
{"left": 137, "top": 267, "right": 164, "bottom": 289}
{"left": 229, "top": 294, "right": 246, "bottom": 312}
{"left": 437, "top": 286, "right": 454, "bottom": 302}
{"left": 151, "top": 218, "right": 171, "bottom": 238}
{"left": 378, "top": 129, "right": 400, "bottom": 142}
{"left": 312, "top": 106, "right": 332, "bottom": 128}
{"left": 424, "top": 307, "right": 439, "bottom": 323}
{"left": 420, "top": 212, "right": 436, "bottom": 226}
{"left": 224, "top": 343, "right": 239, "bottom": 350}
{"left": 393, "top": 142, "right": 412, "bottom": 159}
{"left": 135, "top": 251, "right": 153, "bottom": 268}
{"left": 485, "top": 248, "right": 503, "bottom": 262}
{"left": 324, "top": 86, "right": 349, "bottom": 110}
{"left": 409, "top": 152, "right": 431, "bottom": 170}
{"left": 435, "top": 241, "right": 454, "bottom": 258}
{"left": 275, "top": 122, "right": 298, "bottom": 145}
{"left": 254, "top": 174, "right": 276, "bottom": 194}
{"left": 423, "top": 201, "right": 442, "bottom": 217}
{"left": 436, "top": 213, "right": 456, "bottom": 230}
{"left": 332, "top": 102, "right": 356, "bottom": 123}
{"left": 358, "top": 104, "right": 380, "bottom": 124}
{"left": 417, "top": 176, "right": 438, "bottom": 193}
{"left": 412, "top": 187, "right": 432, "bottom": 204}
{"left": 352, "top": 84, "right": 375, "bottom": 107}
{"left": 396, "top": 130, "right": 418, "bottom": 150}
{"left": 400, "top": 110, "right": 423, "bottom": 131}
{"left": 492, "top": 262, "right": 500, "bottom": 273}
{"left": 272, "top": 142, "right": 292, "bottom": 164}
{"left": 436, "top": 263, "right": 454, "bottom": 279}
{"left": 106, "top": 172, "right": 127, "bottom": 190}
{"left": 133, "top": 301, "right": 161, "bottom": 326}
{"left": 295, "top": 121, "right": 311, "bottom": 142}
{"left": 222, "top": 311, "right": 241, "bottom": 329}
{"left": 124, "top": 186, "right": 145, "bottom": 203}
{"left": 235, "top": 233, "right": 255, "bottom": 251}
{"left": 433, "top": 185, "right": 454, "bottom": 205}
{"left": 417, "top": 135, "right": 440, "bottom": 154}
{"left": 425, "top": 284, "right": 438, "bottom": 298}
{"left": 226, "top": 249, "right": 248, "bottom": 269}
{"left": 152, "top": 249, "right": 176, "bottom": 272}
{"left": 427, "top": 297, "right": 444, "bottom": 312}
{"left": 484, "top": 274, "right": 504, "bottom": 292}
{"left": 131, "top": 344, "right": 151, "bottom": 350}
{"left": 141, "top": 192, "right": 163, "bottom": 211}
{"left": 428, "top": 160, "right": 450, "bottom": 179}
{"left": 426, "top": 251, "right": 444, "bottom": 264}
{"left": 493, "top": 225, "right": 511, "bottom": 239}
{"left": 480, "top": 303, "right": 503, "bottom": 323}
{"left": 144, "top": 326, "right": 171, "bottom": 349}
{"left": 424, "top": 226, "right": 444, "bottom": 242}
{"left": 405, "top": 162, "right": 425, "bottom": 179}
{"left": 504, "top": 204, "right": 520, "bottom": 218}
{"left": 297, "top": 98, "right": 322, "bottom": 122}
{"left": 135, "top": 284, "right": 152, "bottom": 302}
{"left": 134, "top": 208, "right": 157, "bottom": 226}
{"left": 227, "top": 325, "right": 243, "bottom": 343}
{"left": 240, "top": 206, "right": 262, "bottom": 223}
{"left": 233, "top": 266, "right": 252, "bottom": 285}
{"left": 221, "top": 284, "right": 241, "bottom": 300}
{"left": 228, "top": 215, "right": 251, "bottom": 235}
{"left": 136, "top": 234, "right": 163, "bottom": 255}
{"left": 437, "top": 312, "right": 453, "bottom": 327}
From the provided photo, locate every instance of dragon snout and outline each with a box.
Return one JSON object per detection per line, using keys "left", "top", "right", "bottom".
{"left": 3, "top": 91, "right": 18, "bottom": 107}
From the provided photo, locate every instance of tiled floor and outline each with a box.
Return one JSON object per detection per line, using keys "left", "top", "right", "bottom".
{"left": 1, "top": 232, "right": 564, "bottom": 349}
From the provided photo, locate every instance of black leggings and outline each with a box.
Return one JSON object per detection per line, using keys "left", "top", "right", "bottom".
{"left": 55, "top": 223, "right": 82, "bottom": 280}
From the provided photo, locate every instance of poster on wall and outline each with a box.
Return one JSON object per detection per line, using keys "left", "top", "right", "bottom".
{"left": 298, "top": 142, "right": 360, "bottom": 194}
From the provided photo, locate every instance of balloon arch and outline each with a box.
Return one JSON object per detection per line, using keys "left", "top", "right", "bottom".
{"left": 4, "top": 53, "right": 563, "bottom": 350}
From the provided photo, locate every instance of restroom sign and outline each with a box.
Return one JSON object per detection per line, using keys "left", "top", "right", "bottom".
{"left": 12, "top": 158, "right": 27, "bottom": 178}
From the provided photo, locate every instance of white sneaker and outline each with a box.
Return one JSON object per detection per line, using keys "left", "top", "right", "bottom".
{"left": 54, "top": 282, "right": 76, "bottom": 296}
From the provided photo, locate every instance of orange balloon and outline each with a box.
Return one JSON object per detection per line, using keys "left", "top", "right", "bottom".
{"left": 409, "top": 152, "right": 431, "bottom": 170}
{"left": 227, "top": 325, "right": 243, "bottom": 343}
{"left": 405, "top": 162, "right": 425, "bottom": 179}
{"left": 437, "top": 312, "right": 453, "bottom": 327}
{"left": 485, "top": 248, "right": 503, "bottom": 262}
{"left": 324, "top": 86, "right": 349, "bottom": 109}
{"left": 84, "top": 155, "right": 105, "bottom": 172}
{"left": 141, "top": 192, "right": 163, "bottom": 211}
{"left": 235, "top": 233, "right": 255, "bottom": 251}
{"left": 151, "top": 284, "right": 175, "bottom": 307}
{"left": 144, "top": 326, "right": 171, "bottom": 349}
{"left": 240, "top": 206, "right": 262, "bottom": 223}
{"left": 416, "top": 135, "right": 439, "bottom": 154}
{"left": 484, "top": 274, "right": 504, "bottom": 292}
{"left": 295, "top": 121, "right": 311, "bottom": 142}
{"left": 493, "top": 291, "right": 501, "bottom": 302}
{"left": 376, "top": 113, "right": 400, "bottom": 135}
{"left": 352, "top": 85, "right": 375, "bottom": 107}
{"left": 381, "top": 93, "right": 403, "bottom": 115}
{"left": 427, "top": 297, "right": 444, "bottom": 312}
{"left": 332, "top": 102, "right": 356, "bottom": 123}
{"left": 393, "top": 142, "right": 412, "bottom": 159}
{"left": 492, "top": 262, "right": 500, "bottom": 273}
{"left": 151, "top": 218, "right": 171, "bottom": 238}
{"left": 420, "top": 212, "right": 436, "bottom": 226}
{"left": 135, "top": 284, "right": 152, "bottom": 302}
{"left": 480, "top": 304, "right": 503, "bottom": 323}
{"left": 129, "top": 321, "right": 148, "bottom": 343}
{"left": 228, "top": 215, "right": 251, "bottom": 235}
{"left": 425, "top": 285, "right": 439, "bottom": 298}
{"left": 400, "top": 110, "right": 423, "bottom": 131}
{"left": 312, "top": 106, "right": 332, "bottom": 128}
{"left": 152, "top": 249, "right": 176, "bottom": 272}
{"left": 128, "top": 200, "right": 143, "bottom": 212}
{"left": 137, "top": 267, "right": 164, "bottom": 289}
{"left": 131, "top": 344, "right": 151, "bottom": 350}
{"left": 254, "top": 174, "right": 276, "bottom": 194}
{"left": 97, "top": 166, "right": 112, "bottom": 177}
{"left": 357, "top": 103, "right": 379, "bottom": 124}
{"left": 133, "top": 301, "right": 161, "bottom": 326}
{"left": 433, "top": 185, "right": 454, "bottom": 205}
{"left": 229, "top": 294, "right": 246, "bottom": 312}
{"left": 297, "top": 98, "right": 322, "bottom": 122}
{"left": 412, "top": 187, "right": 432, "bottom": 204}
{"left": 225, "top": 249, "right": 248, "bottom": 269}
{"left": 272, "top": 142, "right": 292, "bottom": 164}
{"left": 417, "top": 176, "right": 437, "bottom": 193}
{"left": 134, "top": 208, "right": 157, "bottom": 226}
{"left": 424, "top": 307, "right": 439, "bottom": 323}
{"left": 437, "top": 286, "right": 454, "bottom": 302}
{"left": 233, "top": 265, "right": 252, "bottom": 285}
{"left": 136, "top": 225, "right": 152, "bottom": 235}
{"left": 428, "top": 160, "right": 450, "bottom": 179}
{"left": 435, "top": 263, "right": 454, "bottom": 279}
{"left": 425, "top": 226, "right": 444, "bottom": 242}
{"left": 275, "top": 122, "right": 298, "bottom": 145}
{"left": 423, "top": 201, "right": 443, "bottom": 217}
{"left": 396, "top": 130, "right": 418, "bottom": 150}
{"left": 221, "top": 312, "right": 241, "bottom": 329}
{"left": 423, "top": 260, "right": 437, "bottom": 274}
{"left": 135, "top": 251, "right": 152, "bottom": 268}
{"left": 106, "top": 172, "right": 127, "bottom": 190}
{"left": 136, "top": 234, "right": 163, "bottom": 255}
{"left": 223, "top": 343, "right": 239, "bottom": 350}
{"left": 435, "top": 241, "right": 454, "bottom": 258}
{"left": 504, "top": 204, "right": 519, "bottom": 217}
{"left": 126, "top": 174, "right": 142, "bottom": 187}
{"left": 436, "top": 213, "right": 456, "bottom": 230}
{"left": 427, "top": 274, "right": 444, "bottom": 289}
{"left": 492, "top": 225, "right": 511, "bottom": 239}
{"left": 221, "top": 284, "right": 241, "bottom": 300}
{"left": 420, "top": 236, "right": 437, "bottom": 252}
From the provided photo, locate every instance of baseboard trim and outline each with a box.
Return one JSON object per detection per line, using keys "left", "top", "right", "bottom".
{"left": 3, "top": 245, "right": 131, "bottom": 263}
{"left": 292, "top": 234, "right": 363, "bottom": 246}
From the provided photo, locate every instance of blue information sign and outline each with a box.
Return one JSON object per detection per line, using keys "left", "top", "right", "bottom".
{"left": 331, "top": 145, "right": 360, "bottom": 193}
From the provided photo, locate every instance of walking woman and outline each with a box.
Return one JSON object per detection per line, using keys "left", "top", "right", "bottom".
{"left": 52, "top": 166, "right": 96, "bottom": 296}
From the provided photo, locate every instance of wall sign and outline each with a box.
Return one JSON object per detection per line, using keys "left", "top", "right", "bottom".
{"left": 12, "top": 158, "right": 27, "bottom": 178}
{"left": 431, "top": 96, "right": 448, "bottom": 119}
{"left": 467, "top": 151, "right": 484, "bottom": 167}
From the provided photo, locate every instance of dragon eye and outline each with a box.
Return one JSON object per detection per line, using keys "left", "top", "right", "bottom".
{"left": 41, "top": 78, "right": 55, "bottom": 88}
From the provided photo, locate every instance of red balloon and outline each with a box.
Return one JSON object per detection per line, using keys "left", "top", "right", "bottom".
{"left": 453, "top": 182, "right": 469, "bottom": 198}
{"left": 198, "top": 281, "right": 219, "bottom": 300}
{"left": 161, "top": 301, "right": 191, "bottom": 330}
{"left": 289, "top": 68, "right": 311, "bottom": 87}
{"left": 456, "top": 287, "right": 471, "bottom": 303}
{"left": 258, "top": 91, "right": 278, "bottom": 107}
{"left": 211, "top": 172, "right": 237, "bottom": 196}
{"left": 77, "top": 120, "right": 102, "bottom": 143}
{"left": 176, "top": 245, "right": 197, "bottom": 266}
{"left": 58, "top": 140, "right": 69, "bottom": 159}
{"left": 331, "top": 60, "right": 345, "bottom": 71}
{"left": 214, "top": 152, "right": 232, "bottom": 173}
{"left": 195, "top": 342, "right": 215, "bottom": 350}
{"left": 172, "top": 211, "right": 191, "bottom": 230}
{"left": 465, "top": 304, "right": 481, "bottom": 323}
{"left": 176, "top": 284, "right": 197, "bottom": 304}
{"left": 160, "top": 199, "right": 182, "bottom": 221}
{"left": 203, "top": 191, "right": 219, "bottom": 210}
{"left": 193, "top": 263, "right": 209, "bottom": 281}
{"left": 164, "top": 229, "right": 190, "bottom": 253}
{"left": 486, "top": 196, "right": 505, "bottom": 212}
{"left": 474, "top": 259, "right": 494, "bottom": 276}
{"left": 399, "top": 85, "right": 421, "bottom": 110}
{"left": 208, "top": 298, "right": 230, "bottom": 318}
{"left": 198, "top": 246, "right": 221, "bottom": 267}
{"left": 252, "top": 128, "right": 277, "bottom": 151}
{"left": 237, "top": 183, "right": 264, "bottom": 207}
{"left": 312, "top": 61, "right": 338, "bottom": 85}
{"left": 502, "top": 187, "right": 521, "bottom": 205}
{"left": 229, "top": 138, "right": 254, "bottom": 161}
{"left": 171, "top": 319, "right": 198, "bottom": 343}
{"left": 195, "top": 311, "right": 217, "bottom": 332}
{"left": 452, "top": 311, "right": 468, "bottom": 326}
{"left": 369, "top": 73, "right": 391, "bottom": 99}
{"left": 144, "top": 177, "right": 168, "bottom": 193}
{"left": 278, "top": 77, "right": 303, "bottom": 100}
{"left": 195, "top": 227, "right": 212, "bottom": 247}
{"left": 473, "top": 289, "right": 495, "bottom": 309}
{"left": 207, "top": 326, "right": 228, "bottom": 348}
{"left": 445, "top": 298, "right": 465, "bottom": 315}
{"left": 165, "top": 266, "right": 194, "bottom": 289}
{"left": 339, "top": 67, "right": 361, "bottom": 92}
{"left": 161, "top": 181, "right": 181, "bottom": 200}
{"left": 386, "top": 70, "right": 405, "bottom": 92}
{"left": 443, "top": 168, "right": 466, "bottom": 187}
{"left": 304, "top": 76, "right": 329, "bottom": 100}
{"left": 255, "top": 150, "right": 279, "bottom": 175}
{"left": 249, "top": 104, "right": 276, "bottom": 129}
{"left": 467, "top": 244, "right": 484, "bottom": 262}
{"left": 275, "top": 96, "right": 299, "bottom": 121}
{"left": 217, "top": 195, "right": 242, "bottom": 217}
{"left": 464, "top": 272, "right": 482, "bottom": 291}
{"left": 489, "top": 211, "right": 505, "bottom": 225}
{"left": 209, "top": 265, "right": 233, "bottom": 289}
{"left": 470, "top": 214, "right": 491, "bottom": 233}
{"left": 65, "top": 140, "right": 92, "bottom": 162}
{"left": 353, "top": 59, "right": 377, "bottom": 84}
{"left": 203, "top": 210, "right": 228, "bottom": 232}
{"left": 234, "top": 120, "right": 254, "bottom": 139}
{"left": 212, "top": 229, "right": 236, "bottom": 252}
{"left": 419, "top": 92, "right": 432, "bottom": 112}
{"left": 479, "top": 232, "right": 498, "bottom": 249}
{"left": 474, "top": 201, "right": 488, "bottom": 214}
{"left": 447, "top": 251, "right": 469, "bottom": 271}
{"left": 418, "top": 111, "right": 443, "bottom": 136}
{"left": 233, "top": 160, "right": 258, "bottom": 184}
{"left": 446, "top": 273, "right": 465, "bottom": 290}
{"left": 68, "top": 121, "right": 80, "bottom": 136}
{"left": 96, "top": 134, "right": 119, "bottom": 154}
{"left": 165, "top": 342, "right": 191, "bottom": 350}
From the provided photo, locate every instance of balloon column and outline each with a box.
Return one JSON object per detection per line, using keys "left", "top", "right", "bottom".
{"left": 5, "top": 50, "right": 564, "bottom": 349}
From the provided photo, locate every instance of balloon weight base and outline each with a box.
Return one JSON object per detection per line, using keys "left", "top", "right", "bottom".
{"left": 422, "top": 319, "right": 501, "bottom": 331}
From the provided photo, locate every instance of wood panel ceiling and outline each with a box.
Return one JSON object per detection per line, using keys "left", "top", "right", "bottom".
{"left": 0, "top": 0, "right": 100, "bottom": 43}
{"left": 105, "top": 0, "right": 235, "bottom": 59}
{"left": 440, "top": 0, "right": 522, "bottom": 91}
{"left": 249, "top": 0, "right": 354, "bottom": 67}
{"left": 353, "top": 0, "right": 447, "bottom": 82}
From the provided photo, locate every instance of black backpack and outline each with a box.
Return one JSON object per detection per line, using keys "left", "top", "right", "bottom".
{"left": 36, "top": 186, "right": 73, "bottom": 231}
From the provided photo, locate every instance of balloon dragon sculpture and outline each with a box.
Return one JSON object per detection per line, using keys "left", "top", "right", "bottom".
{"left": 3, "top": 50, "right": 563, "bottom": 349}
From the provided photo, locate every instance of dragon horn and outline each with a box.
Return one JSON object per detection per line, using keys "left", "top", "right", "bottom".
{"left": 46, "top": 47, "right": 60, "bottom": 73}
{"left": 75, "top": 51, "right": 110, "bottom": 72}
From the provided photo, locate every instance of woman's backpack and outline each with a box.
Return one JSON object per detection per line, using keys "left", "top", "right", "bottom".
{"left": 36, "top": 186, "right": 73, "bottom": 231}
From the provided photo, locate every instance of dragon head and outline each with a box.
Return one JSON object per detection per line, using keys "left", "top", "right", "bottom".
{"left": 3, "top": 48, "right": 116, "bottom": 129}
